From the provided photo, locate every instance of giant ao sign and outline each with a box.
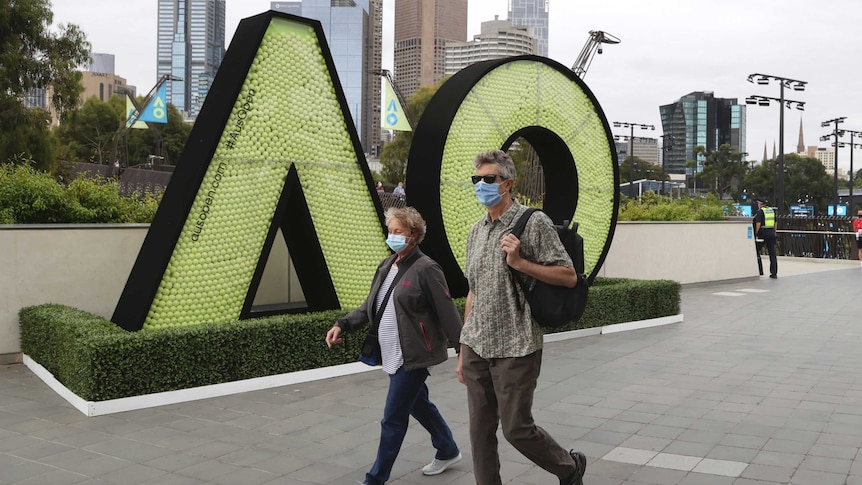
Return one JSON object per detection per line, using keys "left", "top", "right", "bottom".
{"left": 112, "top": 11, "right": 618, "bottom": 332}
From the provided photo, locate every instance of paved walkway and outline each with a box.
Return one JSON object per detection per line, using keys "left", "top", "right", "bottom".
{"left": 2, "top": 258, "right": 861, "bottom": 485}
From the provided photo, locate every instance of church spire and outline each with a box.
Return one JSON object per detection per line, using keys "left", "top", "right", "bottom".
{"left": 773, "top": 141, "right": 777, "bottom": 160}
{"left": 797, "top": 117, "right": 805, "bottom": 154}
{"left": 763, "top": 141, "right": 768, "bottom": 163}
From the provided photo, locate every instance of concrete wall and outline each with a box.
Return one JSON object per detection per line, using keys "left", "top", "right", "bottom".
{"left": 596, "top": 220, "right": 757, "bottom": 283}
{"left": 0, "top": 225, "right": 302, "bottom": 361}
{"left": 0, "top": 221, "right": 757, "bottom": 360}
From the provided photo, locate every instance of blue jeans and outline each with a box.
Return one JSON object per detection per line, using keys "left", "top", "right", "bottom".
{"left": 365, "top": 367, "right": 459, "bottom": 485}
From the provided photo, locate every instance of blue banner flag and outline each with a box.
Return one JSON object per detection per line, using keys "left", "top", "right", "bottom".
{"left": 138, "top": 84, "right": 168, "bottom": 124}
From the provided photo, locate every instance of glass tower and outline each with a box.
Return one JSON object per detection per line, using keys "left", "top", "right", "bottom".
{"left": 660, "top": 91, "right": 747, "bottom": 175}
{"left": 507, "top": 0, "right": 548, "bottom": 57}
{"left": 157, "top": 0, "right": 225, "bottom": 119}
{"left": 272, "top": 0, "right": 382, "bottom": 156}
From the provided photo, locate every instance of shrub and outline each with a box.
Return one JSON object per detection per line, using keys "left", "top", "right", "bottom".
{"left": 619, "top": 192, "right": 733, "bottom": 222}
{"left": 0, "top": 164, "right": 159, "bottom": 223}
{"left": 20, "top": 277, "right": 680, "bottom": 401}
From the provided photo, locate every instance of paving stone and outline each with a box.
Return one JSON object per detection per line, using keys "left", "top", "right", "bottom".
{"left": 789, "top": 469, "right": 848, "bottom": 485}
{"left": 798, "top": 455, "right": 852, "bottom": 474}
{"left": 740, "top": 463, "right": 794, "bottom": 483}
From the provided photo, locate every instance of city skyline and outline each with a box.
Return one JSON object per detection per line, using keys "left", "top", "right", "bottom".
{"left": 50, "top": 0, "right": 862, "bottom": 170}
{"left": 271, "top": 0, "right": 382, "bottom": 155}
{"left": 156, "top": 0, "right": 226, "bottom": 119}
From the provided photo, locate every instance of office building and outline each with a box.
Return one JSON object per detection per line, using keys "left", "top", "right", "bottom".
{"left": 394, "top": 0, "right": 467, "bottom": 99}
{"left": 615, "top": 137, "right": 660, "bottom": 166}
{"left": 271, "top": 0, "right": 382, "bottom": 156}
{"left": 89, "top": 53, "right": 115, "bottom": 75}
{"left": 444, "top": 16, "right": 537, "bottom": 75}
{"left": 815, "top": 147, "right": 837, "bottom": 175}
{"left": 660, "top": 91, "right": 746, "bottom": 175}
{"left": 80, "top": 72, "right": 130, "bottom": 103}
{"left": 507, "top": 0, "right": 548, "bottom": 57}
{"left": 270, "top": 1, "right": 301, "bottom": 15}
{"left": 156, "top": 0, "right": 226, "bottom": 119}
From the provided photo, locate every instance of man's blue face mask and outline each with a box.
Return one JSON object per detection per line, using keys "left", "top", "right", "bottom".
{"left": 475, "top": 181, "right": 503, "bottom": 207}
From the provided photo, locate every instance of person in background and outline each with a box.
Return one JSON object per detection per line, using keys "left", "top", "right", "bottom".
{"left": 326, "top": 207, "right": 463, "bottom": 485}
{"left": 854, "top": 211, "right": 862, "bottom": 266}
{"left": 457, "top": 149, "right": 587, "bottom": 485}
{"left": 376, "top": 181, "right": 385, "bottom": 194}
{"left": 393, "top": 181, "right": 406, "bottom": 197}
{"left": 753, "top": 197, "right": 777, "bottom": 278}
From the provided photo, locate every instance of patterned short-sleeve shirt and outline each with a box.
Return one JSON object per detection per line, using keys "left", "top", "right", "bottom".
{"left": 460, "top": 201, "right": 572, "bottom": 358}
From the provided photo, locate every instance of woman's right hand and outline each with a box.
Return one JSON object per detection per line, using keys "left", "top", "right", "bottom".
{"left": 325, "top": 326, "right": 343, "bottom": 348}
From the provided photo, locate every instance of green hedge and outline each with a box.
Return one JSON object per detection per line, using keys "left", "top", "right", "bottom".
{"left": 0, "top": 164, "right": 159, "bottom": 223}
{"left": 20, "top": 277, "right": 680, "bottom": 401}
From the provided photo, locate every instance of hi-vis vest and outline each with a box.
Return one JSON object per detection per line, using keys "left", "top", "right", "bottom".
{"left": 762, "top": 207, "right": 775, "bottom": 228}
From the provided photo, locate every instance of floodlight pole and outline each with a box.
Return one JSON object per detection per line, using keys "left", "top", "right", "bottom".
{"left": 613, "top": 121, "right": 654, "bottom": 198}
{"left": 841, "top": 130, "right": 862, "bottom": 213}
{"left": 746, "top": 73, "right": 807, "bottom": 215}
{"left": 822, "top": 117, "right": 846, "bottom": 215}
{"left": 660, "top": 134, "right": 673, "bottom": 196}
{"left": 778, "top": 82, "right": 785, "bottom": 215}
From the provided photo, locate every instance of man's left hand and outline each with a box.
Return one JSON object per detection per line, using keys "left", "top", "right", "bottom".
{"left": 501, "top": 233, "right": 522, "bottom": 269}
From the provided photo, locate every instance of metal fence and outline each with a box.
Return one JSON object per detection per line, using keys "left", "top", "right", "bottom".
{"left": 68, "top": 162, "right": 172, "bottom": 198}
{"left": 776, "top": 216, "right": 857, "bottom": 259}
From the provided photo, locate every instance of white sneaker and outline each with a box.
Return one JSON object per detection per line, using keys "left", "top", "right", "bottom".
{"left": 422, "top": 452, "right": 462, "bottom": 475}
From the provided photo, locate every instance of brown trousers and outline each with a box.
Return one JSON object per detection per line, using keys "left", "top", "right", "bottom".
{"left": 461, "top": 346, "right": 575, "bottom": 485}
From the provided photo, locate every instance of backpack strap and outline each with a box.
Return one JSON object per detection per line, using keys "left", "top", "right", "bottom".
{"left": 508, "top": 208, "right": 539, "bottom": 312}
{"left": 510, "top": 208, "right": 538, "bottom": 239}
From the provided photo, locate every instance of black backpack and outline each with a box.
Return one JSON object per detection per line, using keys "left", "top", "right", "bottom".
{"left": 508, "top": 208, "right": 589, "bottom": 328}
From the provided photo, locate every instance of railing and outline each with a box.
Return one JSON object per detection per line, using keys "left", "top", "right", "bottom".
{"left": 776, "top": 216, "right": 856, "bottom": 259}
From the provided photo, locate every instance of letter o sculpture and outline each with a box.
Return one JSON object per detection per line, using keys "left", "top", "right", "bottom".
{"left": 406, "top": 56, "right": 619, "bottom": 298}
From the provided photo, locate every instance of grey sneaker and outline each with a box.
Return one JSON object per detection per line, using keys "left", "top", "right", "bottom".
{"left": 422, "top": 451, "right": 462, "bottom": 475}
{"left": 560, "top": 450, "right": 586, "bottom": 485}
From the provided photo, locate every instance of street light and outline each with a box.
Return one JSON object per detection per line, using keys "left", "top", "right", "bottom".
{"left": 821, "top": 117, "right": 846, "bottom": 215}
{"left": 747, "top": 73, "right": 807, "bottom": 215}
{"left": 613, "top": 121, "right": 655, "bottom": 198}
{"left": 837, "top": 129, "right": 862, "bottom": 213}
{"left": 660, "top": 134, "right": 674, "bottom": 196}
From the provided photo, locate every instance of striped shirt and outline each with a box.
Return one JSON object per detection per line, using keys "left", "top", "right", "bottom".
{"left": 376, "top": 263, "right": 403, "bottom": 374}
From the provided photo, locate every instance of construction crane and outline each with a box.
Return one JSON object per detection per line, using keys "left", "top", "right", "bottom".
{"left": 110, "top": 74, "right": 181, "bottom": 169}
{"left": 571, "top": 30, "right": 620, "bottom": 78}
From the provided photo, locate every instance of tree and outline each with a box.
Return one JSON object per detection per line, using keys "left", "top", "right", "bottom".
{"left": 742, "top": 159, "right": 776, "bottom": 204}
{"left": 743, "top": 154, "right": 833, "bottom": 214}
{"left": 0, "top": 0, "right": 89, "bottom": 171}
{"left": 55, "top": 97, "right": 120, "bottom": 164}
{"left": 783, "top": 154, "right": 832, "bottom": 214}
{"left": 619, "top": 156, "right": 663, "bottom": 184}
{"left": 379, "top": 82, "right": 442, "bottom": 184}
{"left": 0, "top": 0, "right": 90, "bottom": 117}
{"left": 695, "top": 144, "right": 748, "bottom": 200}
{"left": 0, "top": 97, "right": 58, "bottom": 171}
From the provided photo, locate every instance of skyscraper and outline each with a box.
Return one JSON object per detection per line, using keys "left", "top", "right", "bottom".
{"left": 394, "top": 0, "right": 468, "bottom": 100}
{"left": 156, "top": 0, "right": 226, "bottom": 119}
{"left": 507, "top": 0, "right": 549, "bottom": 57}
{"left": 444, "top": 16, "right": 537, "bottom": 75}
{"left": 271, "top": 1, "right": 382, "bottom": 156}
{"left": 660, "top": 91, "right": 746, "bottom": 175}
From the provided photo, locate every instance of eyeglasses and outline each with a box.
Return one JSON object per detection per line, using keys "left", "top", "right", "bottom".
{"left": 471, "top": 174, "right": 507, "bottom": 184}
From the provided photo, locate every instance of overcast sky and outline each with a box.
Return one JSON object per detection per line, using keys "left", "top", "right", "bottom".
{"left": 50, "top": 0, "right": 862, "bottom": 169}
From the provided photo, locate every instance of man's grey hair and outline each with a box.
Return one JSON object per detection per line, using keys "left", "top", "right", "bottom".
{"left": 473, "top": 150, "right": 516, "bottom": 181}
{"left": 384, "top": 206, "right": 427, "bottom": 245}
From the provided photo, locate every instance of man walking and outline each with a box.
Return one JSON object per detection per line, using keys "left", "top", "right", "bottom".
{"left": 456, "top": 149, "right": 587, "bottom": 485}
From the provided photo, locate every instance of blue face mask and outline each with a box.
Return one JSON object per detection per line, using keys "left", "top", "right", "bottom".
{"left": 386, "top": 234, "right": 409, "bottom": 252}
{"left": 475, "top": 181, "right": 503, "bottom": 207}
